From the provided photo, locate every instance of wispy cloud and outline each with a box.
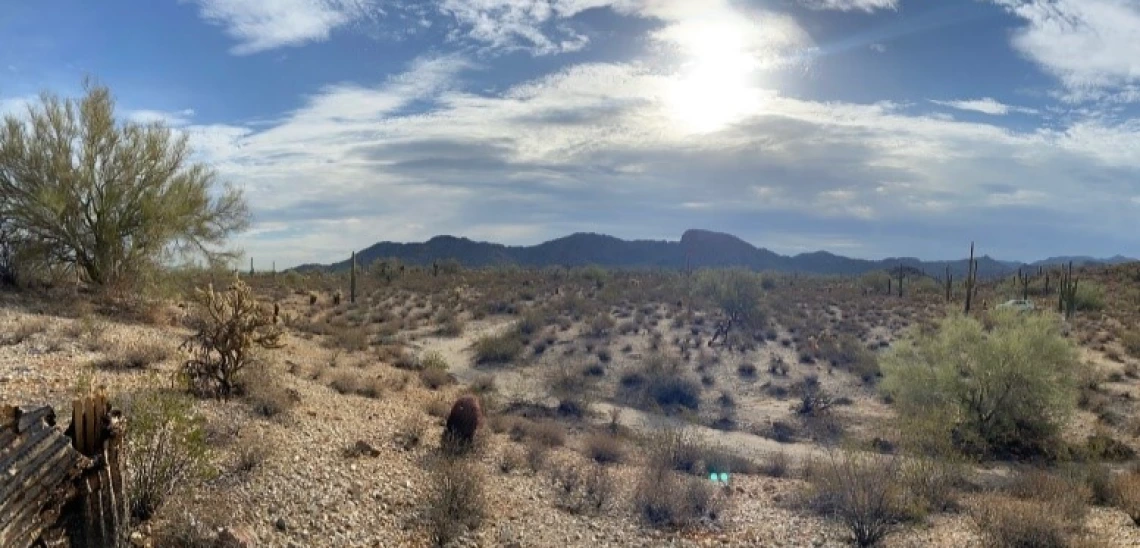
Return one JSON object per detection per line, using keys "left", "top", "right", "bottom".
{"left": 184, "top": 0, "right": 382, "bottom": 54}
{"left": 127, "top": 108, "right": 197, "bottom": 126}
{"left": 437, "top": 0, "right": 595, "bottom": 55}
{"left": 165, "top": 53, "right": 1140, "bottom": 266}
{"left": 798, "top": 0, "right": 898, "bottom": 12}
{"left": 929, "top": 98, "right": 1038, "bottom": 116}
{"left": 991, "top": 0, "right": 1140, "bottom": 102}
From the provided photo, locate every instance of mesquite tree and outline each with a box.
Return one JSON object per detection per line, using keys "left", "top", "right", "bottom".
{"left": 0, "top": 82, "right": 248, "bottom": 287}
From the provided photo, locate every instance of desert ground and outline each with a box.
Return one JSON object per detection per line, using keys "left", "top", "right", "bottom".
{"left": 4, "top": 263, "right": 1140, "bottom": 547}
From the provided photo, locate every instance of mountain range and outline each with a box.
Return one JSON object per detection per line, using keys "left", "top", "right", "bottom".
{"left": 293, "top": 229, "right": 1135, "bottom": 279}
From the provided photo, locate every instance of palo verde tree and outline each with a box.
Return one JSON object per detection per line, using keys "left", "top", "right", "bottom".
{"left": 881, "top": 310, "right": 1079, "bottom": 460}
{"left": 694, "top": 268, "right": 766, "bottom": 346}
{"left": 0, "top": 81, "right": 249, "bottom": 287}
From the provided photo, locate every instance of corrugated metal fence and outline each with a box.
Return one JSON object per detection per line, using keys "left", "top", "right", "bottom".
{"left": 0, "top": 393, "right": 128, "bottom": 548}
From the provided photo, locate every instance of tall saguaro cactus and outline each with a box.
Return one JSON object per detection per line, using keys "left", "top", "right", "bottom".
{"left": 1017, "top": 268, "right": 1030, "bottom": 300}
{"left": 350, "top": 251, "right": 358, "bottom": 304}
{"left": 964, "top": 242, "right": 979, "bottom": 314}
{"left": 944, "top": 264, "right": 953, "bottom": 302}
{"left": 1058, "top": 261, "right": 1079, "bottom": 319}
{"left": 896, "top": 265, "right": 905, "bottom": 298}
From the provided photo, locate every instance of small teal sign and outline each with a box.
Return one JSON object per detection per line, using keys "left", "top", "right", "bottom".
{"left": 709, "top": 472, "right": 730, "bottom": 484}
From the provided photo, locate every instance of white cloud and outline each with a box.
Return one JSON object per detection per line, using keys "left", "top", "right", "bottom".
{"left": 929, "top": 98, "right": 1038, "bottom": 116}
{"left": 184, "top": 0, "right": 381, "bottom": 54}
{"left": 869, "top": 43, "right": 886, "bottom": 53}
{"left": 992, "top": 0, "right": 1140, "bottom": 101}
{"left": 127, "top": 108, "right": 197, "bottom": 126}
{"left": 157, "top": 52, "right": 1140, "bottom": 266}
{"left": 437, "top": 0, "right": 601, "bottom": 55}
{"left": 798, "top": 0, "right": 898, "bottom": 12}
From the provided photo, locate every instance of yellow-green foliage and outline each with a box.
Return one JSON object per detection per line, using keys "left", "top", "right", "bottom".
{"left": 693, "top": 268, "right": 766, "bottom": 327}
{"left": 0, "top": 83, "right": 248, "bottom": 287}
{"left": 881, "top": 310, "right": 1079, "bottom": 460}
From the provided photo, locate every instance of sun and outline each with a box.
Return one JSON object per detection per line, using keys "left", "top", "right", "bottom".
{"left": 662, "top": 22, "right": 767, "bottom": 134}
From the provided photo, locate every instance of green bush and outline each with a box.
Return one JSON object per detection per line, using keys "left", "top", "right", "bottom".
{"left": 121, "top": 389, "right": 213, "bottom": 521}
{"left": 881, "top": 311, "right": 1079, "bottom": 460}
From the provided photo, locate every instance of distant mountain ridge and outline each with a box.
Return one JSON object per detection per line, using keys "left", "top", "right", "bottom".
{"left": 293, "top": 229, "right": 1135, "bottom": 279}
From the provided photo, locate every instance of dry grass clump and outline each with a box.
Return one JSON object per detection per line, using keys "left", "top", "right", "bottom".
{"left": 553, "top": 462, "right": 617, "bottom": 515}
{"left": 244, "top": 374, "right": 298, "bottom": 418}
{"left": 1, "top": 315, "right": 51, "bottom": 346}
{"left": 425, "top": 457, "right": 486, "bottom": 547}
{"left": 472, "top": 332, "right": 523, "bottom": 365}
{"left": 96, "top": 339, "right": 174, "bottom": 370}
{"left": 233, "top": 430, "right": 274, "bottom": 474}
{"left": 633, "top": 461, "right": 725, "bottom": 529}
{"left": 583, "top": 432, "right": 627, "bottom": 464}
{"left": 327, "top": 369, "right": 384, "bottom": 399}
{"left": 800, "top": 450, "right": 908, "bottom": 547}
{"left": 968, "top": 495, "right": 1070, "bottom": 548}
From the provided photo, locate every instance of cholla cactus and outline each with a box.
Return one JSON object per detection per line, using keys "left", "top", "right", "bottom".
{"left": 180, "top": 279, "right": 283, "bottom": 398}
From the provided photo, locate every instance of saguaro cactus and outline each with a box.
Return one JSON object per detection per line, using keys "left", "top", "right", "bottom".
{"left": 350, "top": 251, "right": 357, "bottom": 304}
{"left": 964, "top": 242, "right": 979, "bottom": 314}
{"left": 944, "top": 264, "right": 953, "bottom": 302}
{"left": 1058, "top": 261, "right": 1079, "bottom": 319}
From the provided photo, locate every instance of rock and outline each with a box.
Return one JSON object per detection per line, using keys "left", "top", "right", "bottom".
{"left": 353, "top": 440, "right": 380, "bottom": 457}
{"left": 129, "top": 531, "right": 147, "bottom": 547}
{"left": 214, "top": 526, "right": 256, "bottom": 548}
{"left": 275, "top": 517, "right": 289, "bottom": 531}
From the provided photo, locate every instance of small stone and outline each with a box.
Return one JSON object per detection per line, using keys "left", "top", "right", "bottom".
{"left": 214, "top": 526, "right": 256, "bottom": 548}
{"left": 353, "top": 440, "right": 380, "bottom": 457}
{"left": 129, "top": 531, "right": 146, "bottom": 547}
{"left": 275, "top": 517, "right": 288, "bottom": 531}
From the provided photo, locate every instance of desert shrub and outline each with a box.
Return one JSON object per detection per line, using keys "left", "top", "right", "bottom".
{"left": 793, "top": 375, "right": 833, "bottom": 416}
{"left": 244, "top": 368, "right": 297, "bottom": 418}
{"left": 881, "top": 311, "right": 1079, "bottom": 460}
{"left": 1121, "top": 328, "right": 1140, "bottom": 359}
{"left": 121, "top": 389, "right": 213, "bottom": 521}
{"left": 757, "top": 451, "right": 789, "bottom": 478}
{"left": 737, "top": 362, "right": 758, "bottom": 378}
{"left": 633, "top": 463, "right": 725, "bottom": 529}
{"left": 1005, "top": 469, "right": 1091, "bottom": 524}
{"left": 968, "top": 495, "right": 1069, "bottom": 548}
{"left": 802, "top": 450, "right": 907, "bottom": 547}
{"left": 1, "top": 315, "right": 50, "bottom": 346}
{"left": 621, "top": 353, "right": 702, "bottom": 412}
{"left": 526, "top": 420, "right": 566, "bottom": 447}
{"left": 420, "top": 350, "right": 448, "bottom": 370}
{"left": 233, "top": 431, "right": 273, "bottom": 474}
{"left": 328, "top": 370, "right": 364, "bottom": 395}
{"left": 326, "top": 326, "right": 370, "bottom": 352}
{"left": 587, "top": 312, "right": 616, "bottom": 337}
{"left": 554, "top": 463, "right": 617, "bottom": 515}
{"left": 472, "top": 332, "right": 523, "bottom": 366}
{"left": 180, "top": 280, "right": 283, "bottom": 398}
{"left": 1110, "top": 472, "right": 1140, "bottom": 525}
{"left": 1079, "top": 429, "right": 1136, "bottom": 461}
{"left": 1073, "top": 282, "right": 1105, "bottom": 312}
{"left": 584, "top": 432, "right": 627, "bottom": 464}
{"left": 97, "top": 339, "right": 173, "bottom": 370}
{"left": 420, "top": 367, "right": 454, "bottom": 390}
{"left": 394, "top": 418, "right": 427, "bottom": 451}
{"left": 425, "top": 457, "right": 486, "bottom": 546}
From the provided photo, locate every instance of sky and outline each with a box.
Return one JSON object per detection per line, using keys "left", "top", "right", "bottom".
{"left": 2, "top": 0, "right": 1140, "bottom": 267}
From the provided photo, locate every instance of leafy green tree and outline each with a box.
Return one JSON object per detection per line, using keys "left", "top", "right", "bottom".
{"left": 881, "top": 310, "right": 1079, "bottom": 460}
{"left": 695, "top": 268, "right": 766, "bottom": 344}
{"left": 0, "top": 82, "right": 248, "bottom": 287}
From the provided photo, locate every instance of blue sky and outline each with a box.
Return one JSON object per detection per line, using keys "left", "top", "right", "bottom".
{"left": 3, "top": 0, "right": 1140, "bottom": 267}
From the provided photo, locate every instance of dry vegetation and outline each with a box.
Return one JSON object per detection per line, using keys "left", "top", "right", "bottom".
{"left": 6, "top": 259, "right": 1140, "bottom": 546}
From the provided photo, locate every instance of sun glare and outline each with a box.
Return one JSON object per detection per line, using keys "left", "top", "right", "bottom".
{"left": 664, "top": 24, "right": 766, "bottom": 134}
